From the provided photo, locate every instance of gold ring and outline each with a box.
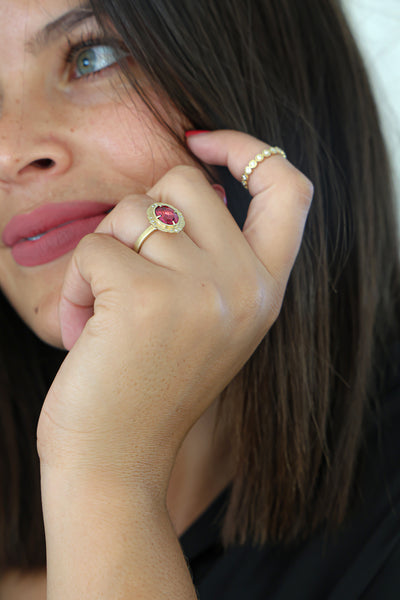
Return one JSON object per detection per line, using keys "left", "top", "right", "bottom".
{"left": 241, "top": 146, "right": 286, "bottom": 190}
{"left": 133, "top": 203, "right": 185, "bottom": 253}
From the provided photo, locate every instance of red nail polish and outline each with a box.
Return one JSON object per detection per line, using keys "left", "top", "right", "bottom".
{"left": 185, "top": 130, "right": 210, "bottom": 137}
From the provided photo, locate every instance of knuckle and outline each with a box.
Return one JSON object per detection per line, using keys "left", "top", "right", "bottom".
{"left": 268, "top": 289, "right": 285, "bottom": 325}
{"left": 114, "top": 195, "right": 136, "bottom": 212}
{"left": 276, "top": 164, "right": 314, "bottom": 213}
{"left": 162, "top": 164, "right": 206, "bottom": 188}
{"left": 75, "top": 232, "right": 101, "bottom": 254}
{"left": 108, "top": 195, "right": 146, "bottom": 221}
{"left": 108, "top": 197, "right": 137, "bottom": 228}
{"left": 285, "top": 167, "right": 314, "bottom": 207}
{"left": 74, "top": 232, "right": 117, "bottom": 261}
{"left": 295, "top": 172, "right": 314, "bottom": 209}
{"left": 168, "top": 164, "right": 203, "bottom": 179}
{"left": 232, "top": 267, "right": 267, "bottom": 326}
{"left": 239, "top": 268, "right": 287, "bottom": 334}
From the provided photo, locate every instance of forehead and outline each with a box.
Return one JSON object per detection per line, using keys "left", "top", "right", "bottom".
{"left": 0, "top": 0, "right": 89, "bottom": 36}
{"left": 0, "top": 0, "right": 94, "bottom": 70}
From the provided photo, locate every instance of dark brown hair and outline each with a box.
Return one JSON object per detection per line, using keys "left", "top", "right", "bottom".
{"left": 0, "top": 295, "right": 65, "bottom": 572}
{"left": 0, "top": 0, "right": 399, "bottom": 570}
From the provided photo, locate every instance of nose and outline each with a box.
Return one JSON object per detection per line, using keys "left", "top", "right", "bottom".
{"left": 0, "top": 110, "right": 73, "bottom": 186}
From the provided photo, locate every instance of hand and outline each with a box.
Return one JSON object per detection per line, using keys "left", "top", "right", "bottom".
{"left": 37, "top": 130, "right": 313, "bottom": 491}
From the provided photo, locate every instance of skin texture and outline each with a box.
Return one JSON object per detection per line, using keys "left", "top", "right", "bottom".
{"left": 0, "top": 0, "right": 194, "bottom": 347}
{"left": 40, "top": 132, "right": 312, "bottom": 600}
{"left": 0, "top": 1, "right": 313, "bottom": 598}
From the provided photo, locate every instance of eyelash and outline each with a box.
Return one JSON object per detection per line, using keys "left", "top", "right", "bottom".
{"left": 64, "top": 33, "right": 124, "bottom": 81}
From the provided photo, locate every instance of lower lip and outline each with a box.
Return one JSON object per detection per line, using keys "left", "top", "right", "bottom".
{"left": 11, "top": 214, "right": 107, "bottom": 267}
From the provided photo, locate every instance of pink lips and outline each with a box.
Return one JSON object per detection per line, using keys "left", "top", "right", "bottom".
{"left": 2, "top": 202, "right": 115, "bottom": 267}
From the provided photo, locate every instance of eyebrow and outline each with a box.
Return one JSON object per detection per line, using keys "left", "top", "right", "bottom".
{"left": 26, "top": 4, "right": 95, "bottom": 55}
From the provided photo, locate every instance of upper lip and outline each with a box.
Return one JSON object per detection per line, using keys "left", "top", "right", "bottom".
{"left": 2, "top": 201, "right": 115, "bottom": 247}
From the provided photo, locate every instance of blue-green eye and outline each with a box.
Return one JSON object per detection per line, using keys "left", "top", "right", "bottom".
{"left": 71, "top": 45, "right": 124, "bottom": 80}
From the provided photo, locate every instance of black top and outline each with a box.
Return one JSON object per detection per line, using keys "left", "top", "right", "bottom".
{"left": 180, "top": 345, "right": 400, "bottom": 599}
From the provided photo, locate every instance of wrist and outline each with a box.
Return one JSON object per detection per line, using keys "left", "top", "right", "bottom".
{"left": 40, "top": 465, "right": 197, "bottom": 600}
{"left": 38, "top": 398, "right": 182, "bottom": 491}
{"left": 40, "top": 461, "right": 167, "bottom": 521}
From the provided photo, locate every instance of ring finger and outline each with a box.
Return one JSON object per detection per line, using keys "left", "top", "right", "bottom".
{"left": 94, "top": 194, "right": 203, "bottom": 271}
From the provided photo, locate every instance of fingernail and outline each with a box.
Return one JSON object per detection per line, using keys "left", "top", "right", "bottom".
{"left": 212, "top": 184, "right": 227, "bottom": 206}
{"left": 185, "top": 130, "right": 210, "bottom": 137}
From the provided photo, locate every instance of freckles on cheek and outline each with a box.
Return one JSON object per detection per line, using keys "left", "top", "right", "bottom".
{"left": 79, "top": 105, "right": 150, "bottom": 161}
{"left": 74, "top": 98, "right": 192, "bottom": 188}
{"left": 84, "top": 123, "right": 169, "bottom": 184}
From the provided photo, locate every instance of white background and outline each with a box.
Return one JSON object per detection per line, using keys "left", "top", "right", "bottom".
{"left": 342, "top": 0, "right": 400, "bottom": 223}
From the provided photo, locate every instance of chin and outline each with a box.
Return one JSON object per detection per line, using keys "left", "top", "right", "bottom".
{"left": 9, "top": 285, "right": 65, "bottom": 350}
{"left": 20, "top": 258, "right": 72, "bottom": 349}
{"left": 32, "top": 317, "right": 65, "bottom": 350}
{"left": 30, "top": 295, "right": 65, "bottom": 349}
{"left": 1, "top": 250, "right": 71, "bottom": 349}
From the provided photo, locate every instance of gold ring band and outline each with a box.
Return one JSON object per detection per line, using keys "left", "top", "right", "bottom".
{"left": 241, "top": 146, "right": 286, "bottom": 190}
{"left": 133, "top": 203, "right": 185, "bottom": 253}
{"left": 133, "top": 225, "right": 159, "bottom": 253}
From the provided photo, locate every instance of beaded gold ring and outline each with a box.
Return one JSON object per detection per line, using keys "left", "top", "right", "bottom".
{"left": 241, "top": 147, "right": 287, "bottom": 190}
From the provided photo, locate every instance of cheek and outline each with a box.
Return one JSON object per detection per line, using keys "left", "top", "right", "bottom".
{"left": 0, "top": 99, "right": 191, "bottom": 349}
{"left": 75, "top": 103, "right": 191, "bottom": 188}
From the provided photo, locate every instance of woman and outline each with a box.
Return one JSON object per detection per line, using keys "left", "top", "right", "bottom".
{"left": 0, "top": 0, "right": 399, "bottom": 598}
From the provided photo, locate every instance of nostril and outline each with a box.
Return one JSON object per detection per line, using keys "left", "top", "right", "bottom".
{"left": 32, "top": 158, "right": 55, "bottom": 169}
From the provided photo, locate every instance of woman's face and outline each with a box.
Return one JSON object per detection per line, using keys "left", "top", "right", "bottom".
{"left": 0, "top": 0, "right": 193, "bottom": 347}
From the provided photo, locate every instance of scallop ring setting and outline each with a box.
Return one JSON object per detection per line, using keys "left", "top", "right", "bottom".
{"left": 133, "top": 203, "right": 185, "bottom": 253}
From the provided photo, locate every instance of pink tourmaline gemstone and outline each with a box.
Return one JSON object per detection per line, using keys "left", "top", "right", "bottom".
{"left": 155, "top": 205, "right": 179, "bottom": 225}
